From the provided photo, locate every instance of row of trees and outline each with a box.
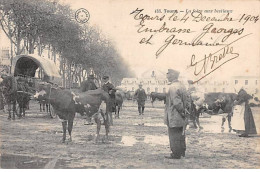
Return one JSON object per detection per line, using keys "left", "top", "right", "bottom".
{"left": 0, "top": 0, "right": 134, "bottom": 87}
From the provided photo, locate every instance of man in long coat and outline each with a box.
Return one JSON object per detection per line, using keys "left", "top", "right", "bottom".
{"left": 134, "top": 83, "right": 147, "bottom": 115}
{"left": 164, "top": 69, "right": 189, "bottom": 159}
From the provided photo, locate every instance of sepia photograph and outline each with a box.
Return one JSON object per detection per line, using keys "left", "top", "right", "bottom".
{"left": 0, "top": 0, "right": 259, "bottom": 169}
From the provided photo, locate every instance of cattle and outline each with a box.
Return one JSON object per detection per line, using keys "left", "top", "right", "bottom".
{"left": 204, "top": 92, "right": 237, "bottom": 130}
{"left": 73, "top": 88, "right": 111, "bottom": 142}
{"left": 125, "top": 91, "right": 135, "bottom": 100}
{"left": 114, "top": 91, "right": 123, "bottom": 118}
{"left": 150, "top": 92, "right": 166, "bottom": 106}
{"left": 34, "top": 85, "right": 111, "bottom": 143}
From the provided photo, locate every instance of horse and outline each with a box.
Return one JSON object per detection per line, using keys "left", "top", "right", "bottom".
{"left": 1, "top": 76, "right": 32, "bottom": 119}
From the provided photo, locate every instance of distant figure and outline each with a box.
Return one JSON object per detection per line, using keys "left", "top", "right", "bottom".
{"left": 80, "top": 74, "right": 98, "bottom": 125}
{"left": 164, "top": 69, "right": 189, "bottom": 159}
{"left": 134, "top": 83, "right": 147, "bottom": 115}
{"left": 232, "top": 88, "right": 257, "bottom": 137}
{"left": 102, "top": 75, "right": 116, "bottom": 125}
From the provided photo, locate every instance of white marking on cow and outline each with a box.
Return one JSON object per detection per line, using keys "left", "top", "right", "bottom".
{"left": 71, "top": 92, "right": 80, "bottom": 104}
{"left": 34, "top": 90, "right": 46, "bottom": 99}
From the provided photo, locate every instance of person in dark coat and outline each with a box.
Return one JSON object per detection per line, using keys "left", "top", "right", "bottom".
{"left": 80, "top": 74, "right": 98, "bottom": 125}
{"left": 233, "top": 88, "right": 257, "bottom": 137}
{"left": 134, "top": 83, "right": 147, "bottom": 115}
{"left": 102, "top": 75, "right": 115, "bottom": 125}
{"left": 164, "top": 69, "right": 189, "bottom": 159}
{"left": 80, "top": 74, "right": 97, "bottom": 92}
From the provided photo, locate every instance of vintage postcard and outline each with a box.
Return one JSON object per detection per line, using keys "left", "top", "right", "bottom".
{"left": 0, "top": 0, "right": 259, "bottom": 169}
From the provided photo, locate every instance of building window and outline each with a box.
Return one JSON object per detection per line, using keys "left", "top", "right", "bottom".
{"left": 163, "top": 88, "right": 166, "bottom": 93}
{"left": 155, "top": 88, "right": 158, "bottom": 92}
{"left": 256, "top": 80, "right": 258, "bottom": 85}
{"left": 222, "top": 88, "right": 225, "bottom": 93}
{"left": 235, "top": 80, "right": 238, "bottom": 84}
{"left": 147, "top": 87, "right": 150, "bottom": 92}
{"left": 245, "top": 80, "right": 248, "bottom": 85}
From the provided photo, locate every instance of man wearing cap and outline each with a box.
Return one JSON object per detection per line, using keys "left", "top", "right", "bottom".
{"left": 134, "top": 83, "right": 147, "bottom": 115}
{"left": 164, "top": 69, "right": 189, "bottom": 159}
{"left": 80, "top": 74, "right": 98, "bottom": 125}
{"left": 102, "top": 75, "right": 116, "bottom": 125}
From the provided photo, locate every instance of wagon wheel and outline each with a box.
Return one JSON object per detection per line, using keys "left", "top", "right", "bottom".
{"left": 49, "top": 105, "right": 56, "bottom": 118}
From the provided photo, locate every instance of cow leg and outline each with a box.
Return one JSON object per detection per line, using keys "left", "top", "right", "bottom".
{"left": 62, "top": 121, "right": 67, "bottom": 143}
{"left": 94, "top": 117, "right": 101, "bottom": 143}
{"left": 45, "top": 103, "right": 49, "bottom": 113}
{"left": 196, "top": 117, "right": 203, "bottom": 129}
{"left": 108, "top": 112, "right": 113, "bottom": 126}
{"left": 7, "top": 103, "right": 11, "bottom": 120}
{"left": 18, "top": 106, "right": 22, "bottom": 118}
{"left": 227, "top": 113, "right": 232, "bottom": 131}
{"left": 104, "top": 113, "right": 110, "bottom": 141}
{"left": 12, "top": 101, "right": 16, "bottom": 120}
{"left": 104, "top": 122, "right": 110, "bottom": 141}
{"left": 192, "top": 119, "right": 198, "bottom": 128}
{"left": 40, "top": 103, "right": 42, "bottom": 112}
{"left": 117, "top": 106, "right": 120, "bottom": 118}
{"left": 68, "top": 120, "right": 73, "bottom": 142}
{"left": 43, "top": 103, "right": 45, "bottom": 112}
{"left": 221, "top": 117, "right": 226, "bottom": 128}
{"left": 22, "top": 104, "right": 26, "bottom": 117}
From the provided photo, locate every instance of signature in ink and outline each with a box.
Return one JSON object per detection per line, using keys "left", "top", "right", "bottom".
{"left": 188, "top": 33, "right": 252, "bottom": 83}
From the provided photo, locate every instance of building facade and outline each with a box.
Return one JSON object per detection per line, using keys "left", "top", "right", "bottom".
{"left": 120, "top": 68, "right": 259, "bottom": 97}
{"left": 120, "top": 69, "right": 168, "bottom": 94}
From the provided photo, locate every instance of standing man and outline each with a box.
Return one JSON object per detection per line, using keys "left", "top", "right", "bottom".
{"left": 134, "top": 83, "right": 147, "bottom": 115}
{"left": 80, "top": 74, "right": 98, "bottom": 125}
{"left": 164, "top": 69, "right": 189, "bottom": 159}
{"left": 102, "top": 75, "right": 116, "bottom": 125}
{"left": 80, "top": 74, "right": 97, "bottom": 92}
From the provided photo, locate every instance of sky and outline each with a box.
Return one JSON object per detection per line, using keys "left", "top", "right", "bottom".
{"left": 1, "top": 0, "right": 259, "bottom": 82}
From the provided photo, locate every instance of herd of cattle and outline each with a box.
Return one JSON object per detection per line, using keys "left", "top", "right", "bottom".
{"left": 1, "top": 75, "right": 260, "bottom": 143}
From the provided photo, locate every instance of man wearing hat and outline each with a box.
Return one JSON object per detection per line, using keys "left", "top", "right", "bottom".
{"left": 134, "top": 83, "right": 147, "bottom": 115}
{"left": 164, "top": 69, "right": 189, "bottom": 159}
{"left": 80, "top": 74, "right": 97, "bottom": 92}
{"left": 80, "top": 74, "right": 98, "bottom": 125}
{"left": 102, "top": 75, "right": 116, "bottom": 125}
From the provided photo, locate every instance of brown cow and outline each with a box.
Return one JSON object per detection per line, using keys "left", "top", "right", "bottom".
{"left": 34, "top": 85, "right": 110, "bottom": 143}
